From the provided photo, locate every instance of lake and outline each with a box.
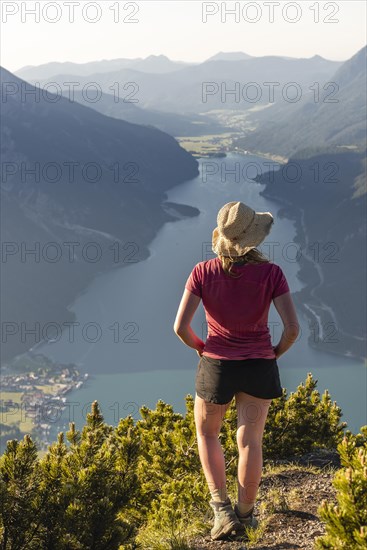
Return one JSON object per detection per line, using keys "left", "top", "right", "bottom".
{"left": 31, "top": 153, "right": 365, "bottom": 438}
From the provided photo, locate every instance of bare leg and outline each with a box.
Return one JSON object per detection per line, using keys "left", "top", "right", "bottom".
{"left": 194, "top": 393, "right": 232, "bottom": 500}
{"left": 235, "top": 392, "right": 272, "bottom": 513}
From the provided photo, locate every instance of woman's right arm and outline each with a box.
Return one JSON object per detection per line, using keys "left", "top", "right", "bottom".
{"left": 272, "top": 291, "right": 300, "bottom": 358}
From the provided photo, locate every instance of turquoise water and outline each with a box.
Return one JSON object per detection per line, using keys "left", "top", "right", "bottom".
{"left": 31, "top": 153, "right": 365, "bottom": 437}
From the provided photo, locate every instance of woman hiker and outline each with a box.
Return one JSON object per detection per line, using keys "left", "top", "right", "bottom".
{"left": 173, "top": 201, "right": 300, "bottom": 541}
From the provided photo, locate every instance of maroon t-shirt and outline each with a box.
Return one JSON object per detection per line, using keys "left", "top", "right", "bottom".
{"left": 184, "top": 257, "right": 290, "bottom": 360}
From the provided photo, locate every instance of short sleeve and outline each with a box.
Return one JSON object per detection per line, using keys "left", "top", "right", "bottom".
{"left": 185, "top": 263, "right": 202, "bottom": 298}
{"left": 272, "top": 265, "right": 290, "bottom": 299}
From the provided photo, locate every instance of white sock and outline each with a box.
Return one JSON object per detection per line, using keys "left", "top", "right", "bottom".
{"left": 210, "top": 487, "right": 228, "bottom": 502}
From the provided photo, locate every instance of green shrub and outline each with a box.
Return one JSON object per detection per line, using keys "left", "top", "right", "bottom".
{"left": 262, "top": 373, "right": 347, "bottom": 459}
{"left": 315, "top": 426, "right": 367, "bottom": 550}
{"left": 135, "top": 475, "right": 208, "bottom": 550}
{"left": 0, "top": 374, "right": 350, "bottom": 549}
{"left": 219, "top": 372, "right": 346, "bottom": 471}
{"left": 0, "top": 435, "right": 41, "bottom": 549}
{"left": 122, "top": 373, "right": 348, "bottom": 547}
{"left": 0, "top": 402, "right": 139, "bottom": 549}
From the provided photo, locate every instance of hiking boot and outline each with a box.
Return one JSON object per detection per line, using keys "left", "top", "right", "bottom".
{"left": 209, "top": 497, "right": 245, "bottom": 540}
{"left": 234, "top": 502, "right": 259, "bottom": 531}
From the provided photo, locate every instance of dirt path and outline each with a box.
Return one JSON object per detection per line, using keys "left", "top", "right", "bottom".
{"left": 190, "top": 451, "right": 339, "bottom": 550}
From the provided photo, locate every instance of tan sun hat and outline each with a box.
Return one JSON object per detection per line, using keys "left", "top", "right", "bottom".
{"left": 212, "top": 201, "right": 274, "bottom": 258}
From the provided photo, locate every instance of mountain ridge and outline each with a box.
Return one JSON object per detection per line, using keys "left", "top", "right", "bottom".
{"left": 0, "top": 67, "right": 199, "bottom": 363}
{"left": 15, "top": 55, "right": 343, "bottom": 114}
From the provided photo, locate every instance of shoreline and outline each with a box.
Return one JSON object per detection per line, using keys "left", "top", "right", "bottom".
{"left": 234, "top": 148, "right": 288, "bottom": 164}
{"left": 0, "top": 357, "right": 88, "bottom": 452}
{"left": 257, "top": 191, "right": 366, "bottom": 363}
{"left": 176, "top": 132, "right": 289, "bottom": 164}
{"left": 0, "top": 199, "right": 201, "bottom": 451}
{"left": 2, "top": 199, "right": 200, "bottom": 368}
{"left": 2, "top": 151, "right": 364, "bottom": 451}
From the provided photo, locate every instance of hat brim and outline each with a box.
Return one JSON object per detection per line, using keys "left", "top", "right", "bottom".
{"left": 212, "top": 212, "right": 273, "bottom": 257}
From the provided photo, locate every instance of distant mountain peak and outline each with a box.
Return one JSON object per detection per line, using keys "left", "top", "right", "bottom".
{"left": 206, "top": 51, "right": 252, "bottom": 62}
{"left": 308, "top": 54, "right": 342, "bottom": 63}
{"left": 332, "top": 44, "right": 367, "bottom": 86}
{"left": 144, "top": 54, "right": 170, "bottom": 60}
{"left": 132, "top": 54, "right": 189, "bottom": 73}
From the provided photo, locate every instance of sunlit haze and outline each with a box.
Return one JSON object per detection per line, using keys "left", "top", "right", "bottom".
{"left": 1, "top": 1, "right": 366, "bottom": 72}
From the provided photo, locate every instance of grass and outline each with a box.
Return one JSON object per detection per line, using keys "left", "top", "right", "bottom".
{"left": 242, "top": 517, "right": 271, "bottom": 547}
{"left": 34, "top": 384, "right": 63, "bottom": 395}
{"left": 227, "top": 460, "right": 334, "bottom": 502}
{"left": 0, "top": 391, "right": 23, "bottom": 404}
{"left": 135, "top": 509, "right": 205, "bottom": 550}
{"left": 176, "top": 133, "right": 236, "bottom": 155}
{"left": 176, "top": 132, "right": 289, "bottom": 163}
{"left": 9, "top": 418, "right": 34, "bottom": 434}
{"left": 134, "top": 531, "right": 196, "bottom": 550}
{"left": 287, "top": 487, "right": 305, "bottom": 509}
{"left": 258, "top": 487, "right": 289, "bottom": 515}
{"left": 1, "top": 391, "right": 35, "bottom": 434}
{"left": 262, "top": 460, "right": 338, "bottom": 477}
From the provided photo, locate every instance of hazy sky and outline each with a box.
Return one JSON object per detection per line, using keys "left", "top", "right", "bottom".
{"left": 1, "top": 1, "right": 366, "bottom": 72}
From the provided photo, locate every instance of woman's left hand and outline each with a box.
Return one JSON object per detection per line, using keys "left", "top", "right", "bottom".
{"left": 196, "top": 348, "right": 204, "bottom": 357}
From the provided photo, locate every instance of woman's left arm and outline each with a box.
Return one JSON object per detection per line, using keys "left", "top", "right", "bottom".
{"left": 173, "top": 289, "right": 205, "bottom": 356}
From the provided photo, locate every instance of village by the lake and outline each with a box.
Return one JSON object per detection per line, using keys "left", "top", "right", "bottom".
{"left": 0, "top": 351, "right": 88, "bottom": 451}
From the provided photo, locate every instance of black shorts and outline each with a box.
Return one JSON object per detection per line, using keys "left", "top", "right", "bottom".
{"left": 195, "top": 355, "right": 283, "bottom": 404}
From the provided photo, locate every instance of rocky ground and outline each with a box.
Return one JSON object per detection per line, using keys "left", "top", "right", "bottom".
{"left": 190, "top": 450, "right": 340, "bottom": 550}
